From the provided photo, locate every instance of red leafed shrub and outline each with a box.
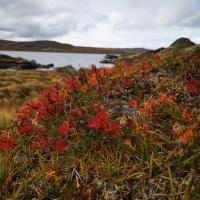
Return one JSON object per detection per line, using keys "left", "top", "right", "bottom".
{"left": 88, "top": 106, "right": 121, "bottom": 138}
{"left": 58, "top": 121, "right": 76, "bottom": 137}
{"left": 1, "top": 60, "right": 199, "bottom": 156}
{"left": 0, "top": 138, "right": 16, "bottom": 152}
{"left": 187, "top": 79, "right": 200, "bottom": 94}
{"left": 55, "top": 138, "right": 67, "bottom": 153}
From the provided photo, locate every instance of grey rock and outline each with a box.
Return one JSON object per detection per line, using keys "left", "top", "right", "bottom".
{"left": 100, "top": 54, "right": 118, "bottom": 64}
{"left": 56, "top": 65, "right": 77, "bottom": 73}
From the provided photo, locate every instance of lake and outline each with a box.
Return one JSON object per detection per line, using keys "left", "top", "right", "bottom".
{"left": 0, "top": 50, "right": 113, "bottom": 69}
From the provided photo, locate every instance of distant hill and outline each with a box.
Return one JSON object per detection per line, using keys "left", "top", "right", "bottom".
{"left": 0, "top": 39, "right": 149, "bottom": 54}
{"left": 169, "top": 37, "right": 195, "bottom": 48}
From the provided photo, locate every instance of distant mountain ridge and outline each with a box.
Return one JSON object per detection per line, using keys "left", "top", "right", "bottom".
{"left": 0, "top": 39, "right": 149, "bottom": 54}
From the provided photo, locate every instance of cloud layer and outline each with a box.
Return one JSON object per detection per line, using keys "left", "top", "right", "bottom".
{"left": 0, "top": 0, "right": 200, "bottom": 48}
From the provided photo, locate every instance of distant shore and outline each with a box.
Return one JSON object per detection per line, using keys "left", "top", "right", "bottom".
{"left": 0, "top": 39, "right": 150, "bottom": 54}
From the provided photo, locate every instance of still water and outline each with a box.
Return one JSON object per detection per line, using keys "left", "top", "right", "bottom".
{"left": 0, "top": 50, "right": 112, "bottom": 69}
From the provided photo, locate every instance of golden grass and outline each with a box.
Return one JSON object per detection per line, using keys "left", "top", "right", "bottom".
{"left": 0, "top": 69, "right": 70, "bottom": 128}
{"left": 0, "top": 107, "right": 16, "bottom": 129}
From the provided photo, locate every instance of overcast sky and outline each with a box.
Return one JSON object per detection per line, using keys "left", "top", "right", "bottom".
{"left": 0, "top": 0, "right": 200, "bottom": 48}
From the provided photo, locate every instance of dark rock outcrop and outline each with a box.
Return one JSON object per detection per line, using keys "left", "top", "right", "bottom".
{"left": 0, "top": 54, "right": 54, "bottom": 69}
{"left": 169, "top": 38, "right": 195, "bottom": 48}
{"left": 100, "top": 55, "right": 119, "bottom": 64}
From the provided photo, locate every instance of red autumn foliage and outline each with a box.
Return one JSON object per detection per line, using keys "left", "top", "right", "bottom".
{"left": 179, "top": 130, "right": 193, "bottom": 143}
{"left": 184, "top": 112, "right": 192, "bottom": 122}
{"left": 0, "top": 137, "right": 16, "bottom": 151}
{"left": 142, "top": 61, "right": 152, "bottom": 71}
{"left": 58, "top": 121, "right": 76, "bottom": 137}
{"left": 55, "top": 138, "right": 67, "bottom": 153}
{"left": 155, "top": 56, "right": 161, "bottom": 65}
{"left": 88, "top": 107, "right": 121, "bottom": 136}
{"left": 89, "top": 111, "right": 110, "bottom": 129}
{"left": 187, "top": 79, "right": 200, "bottom": 94}
{"left": 19, "top": 123, "right": 34, "bottom": 134}
{"left": 2, "top": 57, "right": 198, "bottom": 155}
{"left": 131, "top": 100, "right": 138, "bottom": 109}
{"left": 50, "top": 92, "right": 61, "bottom": 102}
{"left": 105, "top": 122, "right": 121, "bottom": 132}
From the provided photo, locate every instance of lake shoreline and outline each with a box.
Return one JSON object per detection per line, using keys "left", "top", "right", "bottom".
{"left": 0, "top": 50, "right": 113, "bottom": 68}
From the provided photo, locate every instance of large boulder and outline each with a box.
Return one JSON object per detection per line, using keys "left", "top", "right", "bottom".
{"left": 56, "top": 65, "right": 77, "bottom": 74}
{"left": 169, "top": 38, "right": 195, "bottom": 48}
{"left": 100, "top": 54, "right": 119, "bottom": 64}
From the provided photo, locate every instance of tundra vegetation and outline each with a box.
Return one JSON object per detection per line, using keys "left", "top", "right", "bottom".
{"left": 0, "top": 45, "right": 200, "bottom": 199}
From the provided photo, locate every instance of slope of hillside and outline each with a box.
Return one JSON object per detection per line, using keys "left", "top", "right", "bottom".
{"left": 0, "top": 44, "right": 200, "bottom": 199}
{"left": 118, "top": 44, "right": 200, "bottom": 68}
{"left": 0, "top": 39, "right": 149, "bottom": 54}
{"left": 169, "top": 37, "right": 195, "bottom": 48}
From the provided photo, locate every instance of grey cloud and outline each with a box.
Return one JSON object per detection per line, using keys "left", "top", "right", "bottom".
{"left": 0, "top": 0, "right": 199, "bottom": 47}
{"left": 180, "top": 13, "right": 200, "bottom": 28}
